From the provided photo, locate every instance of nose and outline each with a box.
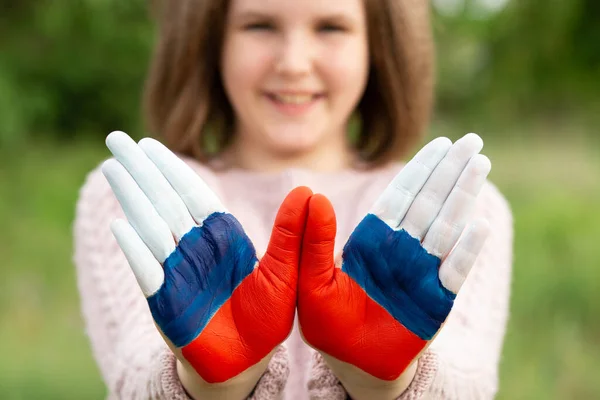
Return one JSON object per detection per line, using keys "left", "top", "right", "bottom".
{"left": 275, "top": 31, "right": 312, "bottom": 78}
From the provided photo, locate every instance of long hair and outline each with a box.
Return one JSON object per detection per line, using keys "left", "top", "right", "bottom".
{"left": 144, "top": 0, "right": 434, "bottom": 166}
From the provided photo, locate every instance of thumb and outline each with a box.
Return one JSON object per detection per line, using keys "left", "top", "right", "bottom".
{"left": 261, "top": 186, "right": 313, "bottom": 286}
{"left": 300, "top": 194, "right": 336, "bottom": 290}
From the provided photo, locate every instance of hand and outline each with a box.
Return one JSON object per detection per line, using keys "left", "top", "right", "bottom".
{"left": 101, "top": 131, "right": 312, "bottom": 397}
{"left": 297, "top": 134, "right": 492, "bottom": 399}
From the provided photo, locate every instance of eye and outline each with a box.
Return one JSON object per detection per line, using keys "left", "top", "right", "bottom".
{"left": 317, "top": 23, "right": 346, "bottom": 33}
{"left": 244, "top": 22, "right": 274, "bottom": 31}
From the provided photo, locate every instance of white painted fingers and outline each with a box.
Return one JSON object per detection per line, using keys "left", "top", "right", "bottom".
{"left": 137, "top": 137, "right": 227, "bottom": 224}
{"left": 370, "top": 137, "right": 452, "bottom": 228}
{"left": 438, "top": 218, "right": 491, "bottom": 293}
{"left": 421, "top": 153, "right": 491, "bottom": 259}
{"left": 398, "top": 133, "right": 484, "bottom": 239}
{"left": 105, "top": 131, "right": 196, "bottom": 241}
{"left": 102, "top": 158, "right": 176, "bottom": 263}
{"left": 110, "top": 219, "right": 165, "bottom": 297}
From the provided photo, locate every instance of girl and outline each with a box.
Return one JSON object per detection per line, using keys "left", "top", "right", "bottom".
{"left": 74, "top": 0, "right": 513, "bottom": 399}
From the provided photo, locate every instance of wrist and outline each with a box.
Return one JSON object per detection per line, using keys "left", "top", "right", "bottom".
{"left": 322, "top": 353, "right": 418, "bottom": 400}
{"left": 176, "top": 350, "right": 275, "bottom": 400}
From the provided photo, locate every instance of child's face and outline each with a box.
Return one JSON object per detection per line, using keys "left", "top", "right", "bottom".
{"left": 221, "top": 0, "right": 369, "bottom": 158}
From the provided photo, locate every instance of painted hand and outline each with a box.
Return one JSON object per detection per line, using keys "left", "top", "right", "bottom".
{"left": 101, "top": 131, "right": 312, "bottom": 384}
{"left": 298, "top": 134, "right": 492, "bottom": 391}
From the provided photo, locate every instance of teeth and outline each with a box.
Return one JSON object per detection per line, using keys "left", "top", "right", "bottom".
{"left": 274, "top": 94, "right": 314, "bottom": 104}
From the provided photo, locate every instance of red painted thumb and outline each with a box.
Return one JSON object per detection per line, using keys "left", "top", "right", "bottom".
{"left": 299, "top": 194, "right": 337, "bottom": 291}
{"left": 261, "top": 186, "right": 312, "bottom": 288}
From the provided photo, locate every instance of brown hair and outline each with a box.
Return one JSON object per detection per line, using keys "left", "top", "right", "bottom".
{"left": 144, "top": 0, "right": 434, "bottom": 166}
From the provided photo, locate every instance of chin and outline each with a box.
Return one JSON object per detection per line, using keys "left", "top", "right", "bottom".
{"left": 264, "top": 130, "right": 323, "bottom": 157}
{"left": 268, "top": 141, "right": 320, "bottom": 158}
{"left": 270, "top": 137, "right": 320, "bottom": 157}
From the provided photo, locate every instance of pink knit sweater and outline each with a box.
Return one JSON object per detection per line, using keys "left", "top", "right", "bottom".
{"left": 73, "top": 156, "right": 513, "bottom": 400}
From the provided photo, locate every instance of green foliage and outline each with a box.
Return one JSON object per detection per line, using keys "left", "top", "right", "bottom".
{"left": 0, "top": 141, "right": 109, "bottom": 399}
{"left": 433, "top": 0, "right": 600, "bottom": 125}
{"left": 1, "top": 0, "right": 599, "bottom": 149}
{"left": 0, "top": 0, "right": 153, "bottom": 147}
{"left": 488, "top": 140, "right": 600, "bottom": 399}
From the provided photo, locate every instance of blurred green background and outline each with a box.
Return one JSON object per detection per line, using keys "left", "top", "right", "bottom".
{"left": 1, "top": 0, "right": 599, "bottom": 399}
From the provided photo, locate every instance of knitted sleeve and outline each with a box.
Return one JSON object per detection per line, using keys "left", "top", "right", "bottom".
{"left": 73, "top": 162, "right": 290, "bottom": 400}
{"left": 307, "top": 180, "right": 514, "bottom": 400}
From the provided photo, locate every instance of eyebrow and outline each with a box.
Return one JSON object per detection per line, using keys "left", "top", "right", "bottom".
{"left": 317, "top": 13, "right": 356, "bottom": 25}
{"left": 231, "top": 10, "right": 272, "bottom": 21}
{"left": 232, "top": 10, "right": 357, "bottom": 26}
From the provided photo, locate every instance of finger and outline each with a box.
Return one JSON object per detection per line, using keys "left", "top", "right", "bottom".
{"left": 422, "top": 154, "right": 491, "bottom": 259}
{"left": 370, "top": 137, "right": 452, "bottom": 228}
{"left": 102, "top": 158, "right": 176, "bottom": 262}
{"left": 110, "top": 219, "right": 165, "bottom": 297}
{"left": 261, "top": 186, "right": 313, "bottom": 288}
{"left": 106, "top": 131, "right": 196, "bottom": 241}
{"left": 399, "top": 133, "right": 484, "bottom": 240}
{"left": 438, "top": 218, "right": 490, "bottom": 294}
{"left": 299, "top": 194, "right": 337, "bottom": 291}
{"left": 138, "top": 137, "right": 227, "bottom": 225}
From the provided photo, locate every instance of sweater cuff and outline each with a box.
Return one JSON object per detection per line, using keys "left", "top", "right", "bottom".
{"left": 155, "top": 345, "right": 290, "bottom": 400}
{"left": 395, "top": 349, "right": 438, "bottom": 400}
{"left": 307, "top": 349, "right": 438, "bottom": 400}
{"left": 307, "top": 351, "right": 348, "bottom": 400}
{"left": 248, "top": 344, "right": 290, "bottom": 400}
{"left": 154, "top": 346, "right": 193, "bottom": 399}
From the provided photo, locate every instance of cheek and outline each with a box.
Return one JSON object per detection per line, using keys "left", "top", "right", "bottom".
{"left": 222, "top": 38, "right": 274, "bottom": 102}
{"left": 320, "top": 41, "right": 369, "bottom": 106}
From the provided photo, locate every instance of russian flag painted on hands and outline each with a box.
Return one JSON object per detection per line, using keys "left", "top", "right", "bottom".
{"left": 298, "top": 195, "right": 456, "bottom": 381}
{"left": 148, "top": 187, "right": 312, "bottom": 383}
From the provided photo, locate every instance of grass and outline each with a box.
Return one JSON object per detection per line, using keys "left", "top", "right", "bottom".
{"left": 0, "top": 133, "right": 599, "bottom": 399}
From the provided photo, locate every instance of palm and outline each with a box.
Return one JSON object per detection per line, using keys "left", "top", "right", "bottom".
{"left": 298, "top": 134, "right": 492, "bottom": 381}
{"left": 102, "top": 131, "right": 310, "bottom": 383}
{"left": 147, "top": 212, "right": 297, "bottom": 382}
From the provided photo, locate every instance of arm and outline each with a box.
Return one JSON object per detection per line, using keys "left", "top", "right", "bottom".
{"left": 307, "top": 180, "right": 513, "bottom": 399}
{"left": 73, "top": 163, "right": 291, "bottom": 400}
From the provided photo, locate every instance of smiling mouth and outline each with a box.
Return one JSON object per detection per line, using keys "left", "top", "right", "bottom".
{"left": 267, "top": 93, "right": 324, "bottom": 105}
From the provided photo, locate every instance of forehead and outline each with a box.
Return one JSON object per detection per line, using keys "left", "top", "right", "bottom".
{"left": 228, "top": 0, "right": 365, "bottom": 19}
